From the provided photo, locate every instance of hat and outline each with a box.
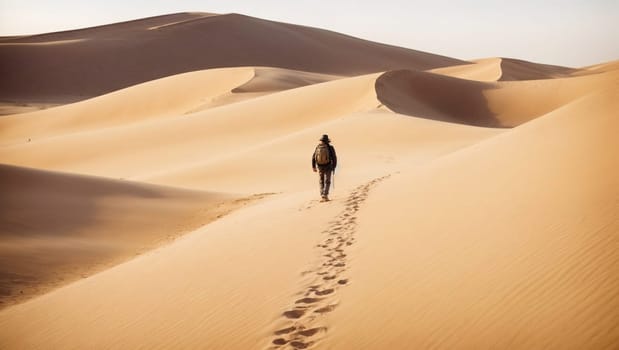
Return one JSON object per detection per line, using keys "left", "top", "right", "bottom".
{"left": 320, "top": 134, "right": 331, "bottom": 142}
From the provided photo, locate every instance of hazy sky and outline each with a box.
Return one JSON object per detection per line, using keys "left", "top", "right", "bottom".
{"left": 1, "top": 0, "right": 617, "bottom": 67}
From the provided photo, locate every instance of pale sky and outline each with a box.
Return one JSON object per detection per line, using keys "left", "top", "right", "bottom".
{"left": 1, "top": 0, "right": 617, "bottom": 67}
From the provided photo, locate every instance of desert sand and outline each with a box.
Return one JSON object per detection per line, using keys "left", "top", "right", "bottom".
{"left": 0, "top": 12, "right": 617, "bottom": 350}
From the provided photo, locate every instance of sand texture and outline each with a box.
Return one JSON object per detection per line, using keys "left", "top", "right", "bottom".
{"left": 1, "top": 12, "right": 617, "bottom": 350}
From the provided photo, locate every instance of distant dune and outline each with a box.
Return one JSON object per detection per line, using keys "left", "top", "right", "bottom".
{"left": 0, "top": 12, "right": 465, "bottom": 103}
{"left": 376, "top": 67, "right": 618, "bottom": 127}
{"left": 430, "top": 57, "right": 584, "bottom": 82}
{"left": 496, "top": 57, "right": 579, "bottom": 80}
{"left": 0, "top": 12, "right": 617, "bottom": 350}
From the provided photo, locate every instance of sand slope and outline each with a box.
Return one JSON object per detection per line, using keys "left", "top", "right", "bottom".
{"left": 0, "top": 164, "right": 245, "bottom": 308}
{"left": 0, "top": 121, "right": 499, "bottom": 350}
{"left": 1, "top": 84, "right": 615, "bottom": 349}
{"left": 430, "top": 57, "right": 619, "bottom": 84}
{"left": 429, "top": 58, "right": 504, "bottom": 82}
{"left": 0, "top": 72, "right": 383, "bottom": 179}
{"left": 10, "top": 66, "right": 615, "bottom": 176}
{"left": 0, "top": 181, "right": 357, "bottom": 349}
{"left": 497, "top": 57, "right": 578, "bottom": 80}
{"left": 0, "top": 12, "right": 466, "bottom": 104}
{"left": 0, "top": 67, "right": 501, "bottom": 349}
{"left": 376, "top": 68, "right": 618, "bottom": 127}
{"left": 328, "top": 89, "right": 619, "bottom": 349}
{"left": 580, "top": 59, "right": 619, "bottom": 74}
{"left": 0, "top": 67, "right": 255, "bottom": 143}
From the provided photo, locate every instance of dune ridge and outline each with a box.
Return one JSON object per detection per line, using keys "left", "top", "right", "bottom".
{"left": 0, "top": 68, "right": 256, "bottom": 143}
{"left": 0, "top": 163, "right": 254, "bottom": 308}
{"left": 431, "top": 57, "right": 613, "bottom": 83}
{"left": 376, "top": 68, "right": 618, "bottom": 127}
{"left": 0, "top": 72, "right": 383, "bottom": 179}
{"left": 6, "top": 65, "right": 615, "bottom": 176}
{"left": 496, "top": 57, "right": 579, "bottom": 80}
{"left": 0, "top": 12, "right": 466, "bottom": 104}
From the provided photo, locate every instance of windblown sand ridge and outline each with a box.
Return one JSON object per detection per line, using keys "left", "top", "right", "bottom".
{"left": 430, "top": 57, "right": 585, "bottom": 82}
{"left": 376, "top": 68, "right": 619, "bottom": 126}
{"left": 2, "top": 65, "right": 614, "bottom": 174}
{"left": 0, "top": 12, "right": 465, "bottom": 104}
{"left": 0, "top": 11, "right": 617, "bottom": 350}
{"left": 0, "top": 164, "right": 249, "bottom": 308}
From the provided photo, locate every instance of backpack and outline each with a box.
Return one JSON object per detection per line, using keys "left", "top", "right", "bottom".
{"left": 314, "top": 143, "right": 331, "bottom": 166}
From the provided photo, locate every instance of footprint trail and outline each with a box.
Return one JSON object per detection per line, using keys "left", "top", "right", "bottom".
{"left": 268, "top": 175, "right": 390, "bottom": 349}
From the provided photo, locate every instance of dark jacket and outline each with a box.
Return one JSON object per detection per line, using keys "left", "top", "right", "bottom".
{"left": 312, "top": 143, "right": 337, "bottom": 170}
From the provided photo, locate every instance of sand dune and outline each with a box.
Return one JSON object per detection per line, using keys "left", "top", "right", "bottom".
{"left": 0, "top": 164, "right": 246, "bottom": 308}
{"left": 497, "top": 57, "right": 578, "bottom": 80}
{"left": 0, "top": 11, "right": 617, "bottom": 350}
{"left": 376, "top": 70, "right": 499, "bottom": 126}
{"left": 579, "top": 59, "right": 619, "bottom": 74}
{"left": 0, "top": 69, "right": 507, "bottom": 183}
{"left": 7, "top": 66, "right": 614, "bottom": 175}
{"left": 233, "top": 68, "right": 341, "bottom": 93}
{"left": 144, "top": 109, "right": 500, "bottom": 193}
{"left": 484, "top": 69, "right": 619, "bottom": 126}
{"left": 328, "top": 88, "right": 619, "bottom": 349}
{"left": 0, "top": 190, "right": 346, "bottom": 349}
{"left": 0, "top": 112, "right": 500, "bottom": 349}
{"left": 429, "top": 58, "right": 504, "bottom": 82}
{"left": 377, "top": 68, "right": 617, "bottom": 127}
{"left": 429, "top": 57, "right": 581, "bottom": 82}
{"left": 0, "top": 72, "right": 383, "bottom": 179}
{"left": 0, "top": 12, "right": 465, "bottom": 104}
{"left": 0, "top": 67, "right": 255, "bottom": 143}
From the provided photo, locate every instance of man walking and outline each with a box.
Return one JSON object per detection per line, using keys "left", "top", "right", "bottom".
{"left": 312, "top": 134, "right": 337, "bottom": 201}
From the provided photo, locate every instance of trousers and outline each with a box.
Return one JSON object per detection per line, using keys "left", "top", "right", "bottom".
{"left": 318, "top": 167, "right": 332, "bottom": 196}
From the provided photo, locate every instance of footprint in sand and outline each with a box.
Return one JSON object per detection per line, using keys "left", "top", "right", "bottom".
{"left": 274, "top": 326, "right": 297, "bottom": 335}
{"left": 272, "top": 338, "right": 288, "bottom": 345}
{"left": 283, "top": 308, "right": 306, "bottom": 319}
{"left": 270, "top": 175, "right": 391, "bottom": 348}
{"left": 296, "top": 297, "right": 322, "bottom": 304}
{"left": 314, "top": 304, "right": 338, "bottom": 314}
{"left": 315, "top": 288, "right": 334, "bottom": 296}
{"left": 296, "top": 327, "right": 326, "bottom": 337}
{"left": 289, "top": 340, "right": 311, "bottom": 349}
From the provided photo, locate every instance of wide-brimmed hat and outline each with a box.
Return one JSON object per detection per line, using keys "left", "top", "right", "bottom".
{"left": 320, "top": 134, "right": 331, "bottom": 142}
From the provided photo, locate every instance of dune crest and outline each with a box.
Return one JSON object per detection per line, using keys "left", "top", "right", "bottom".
{"left": 0, "top": 12, "right": 466, "bottom": 104}
{"left": 429, "top": 57, "right": 584, "bottom": 82}
{"left": 376, "top": 68, "right": 618, "bottom": 127}
{"left": 0, "top": 164, "right": 258, "bottom": 308}
{"left": 0, "top": 67, "right": 256, "bottom": 142}
{"left": 429, "top": 58, "right": 504, "bottom": 82}
{"left": 496, "top": 57, "right": 578, "bottom": 80}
